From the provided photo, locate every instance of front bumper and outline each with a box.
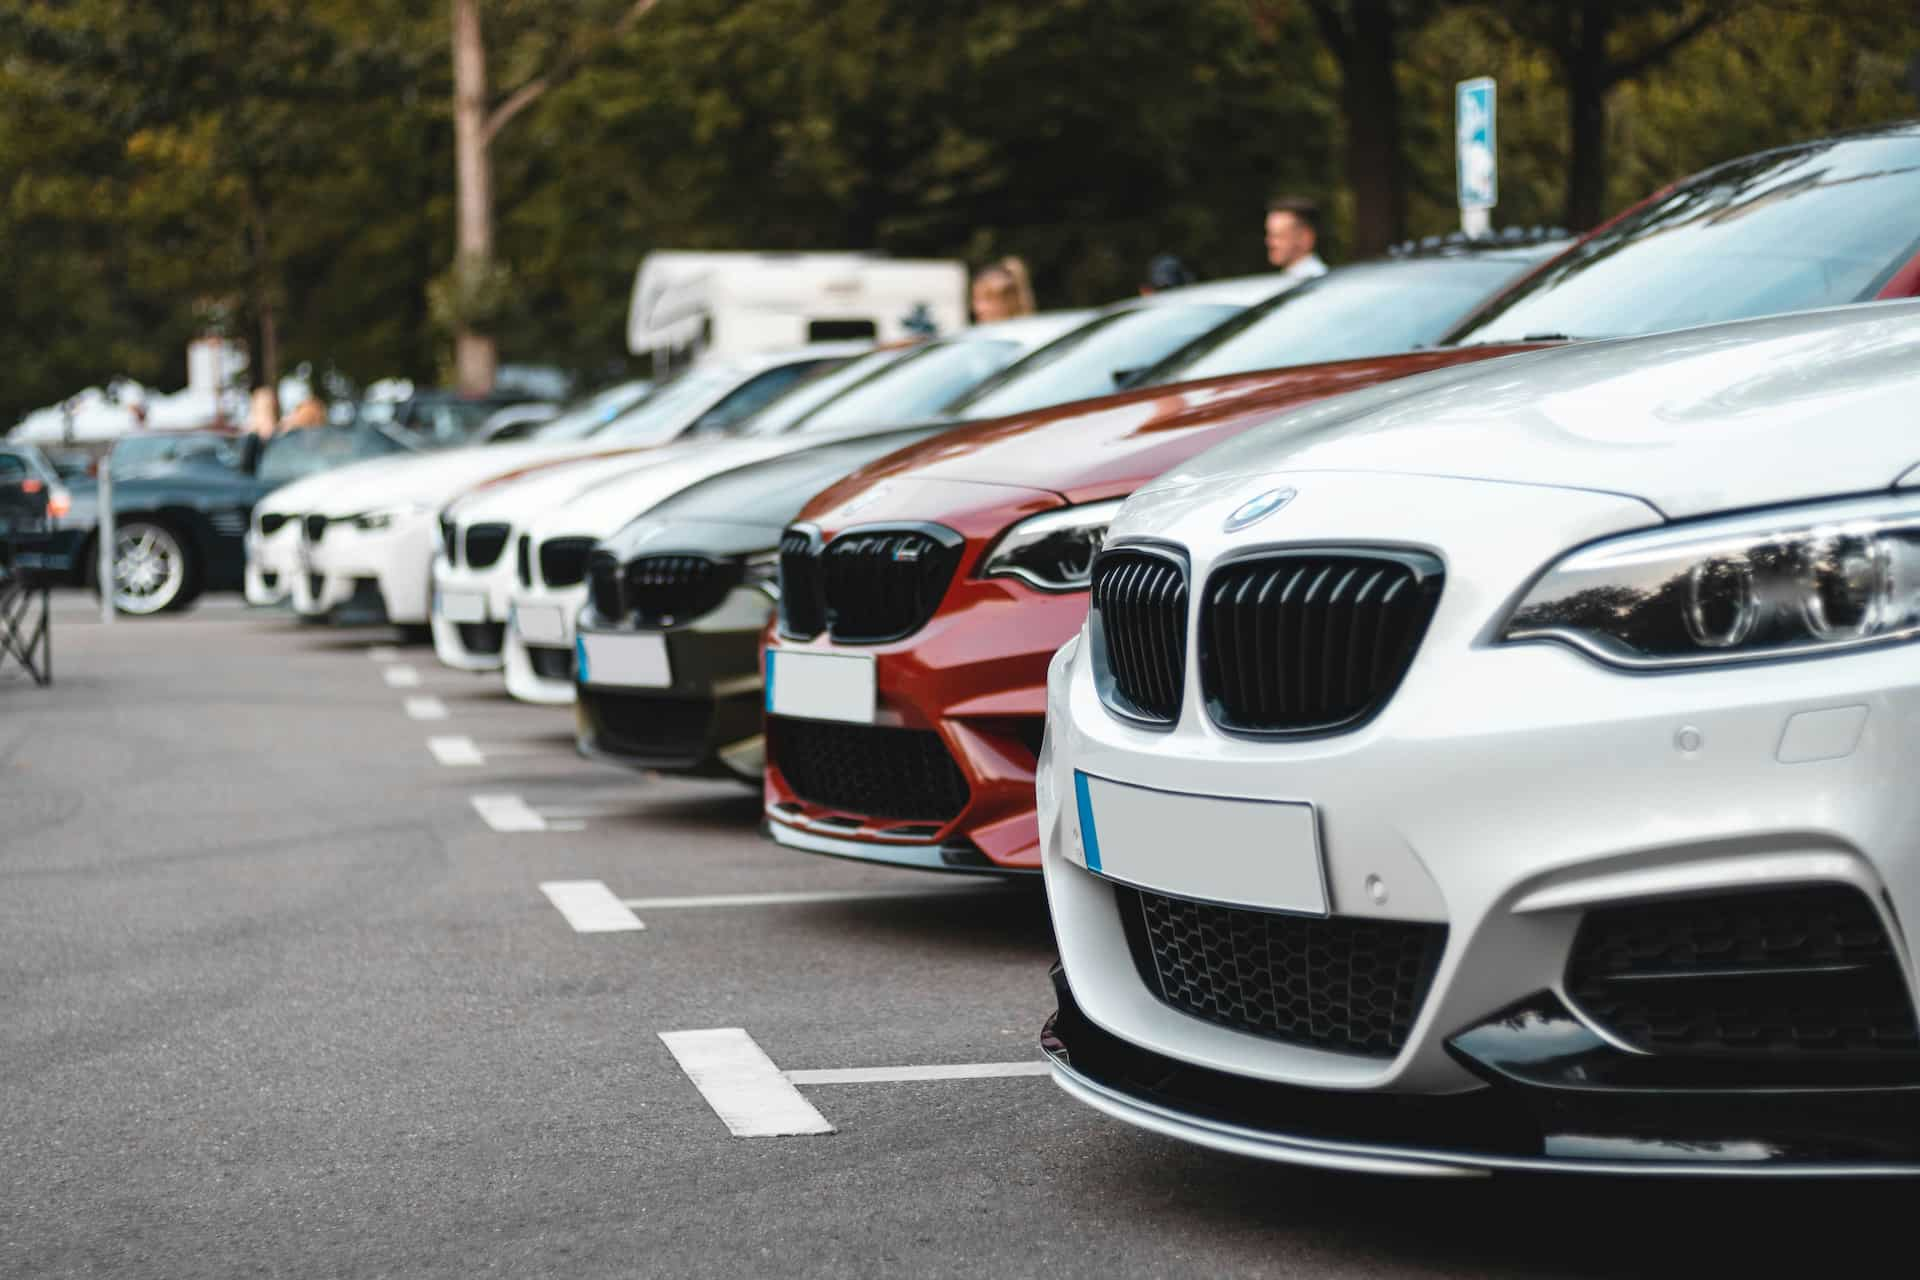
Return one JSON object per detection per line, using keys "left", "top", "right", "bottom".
{"left": 244, "top": 524, "right": 298, "bottom": 606}
{"left": 503, "top": 585, "right": 586, "bottom": 705}
{"left": 762, "top": 581, "right": 1088, "bottom": 873}
{"left": 573, "top": 588, "right": 770, "bottom": 781}
{"left": 297, "top": 515, "right": 435, "bottom": 625}
{"left": 429, "top": 553, "right": 518, "bottom": 671}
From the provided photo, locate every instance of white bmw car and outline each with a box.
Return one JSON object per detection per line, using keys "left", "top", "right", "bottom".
{"left": 1040, "top": 300, "right": 1920, "bottom": 1175}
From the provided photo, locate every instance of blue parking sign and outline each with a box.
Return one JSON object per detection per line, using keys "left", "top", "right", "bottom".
{"left": 1456, "top": 77, "right": 1497, "bottom": 210}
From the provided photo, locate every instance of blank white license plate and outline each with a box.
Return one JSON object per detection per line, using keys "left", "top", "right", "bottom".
{"left": 765, "top": 650, "right": 875, "bottom": 724}
{"left": 1074, "top": 773, "right": 1327, "bottom": 915}
{"left": 578, "top": 631, "right": 671, "bottom": 688}
{"left": 515, "top": 604, "right": 566, "bottom": 645}
{"left": 439, "top": 589, "right": 487, "bottom": 623}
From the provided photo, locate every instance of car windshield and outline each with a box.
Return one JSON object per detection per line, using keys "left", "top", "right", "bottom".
{"left": 794, "top": 338, "right": 1021, "bottom": 432}
{"left": 386, "top": 397, "right": 509, "bottom": 448}
{"left": 592, "top": 366, "right": 743, "bottom": 445}
{"left": 738, "top": 346, "right": 920, "bottom": 436}
{"left": 1448, "top": 133, "right": 1920, "bottom": 345}
{"left": 950, "top": 303, "right": 1246, "bottom": 418}
{"left": 531, "top": 381, "right": 657, "bottom": 443}
{"left": 257, "top": 428, "right": 406, "bottom": 486}
{"left": 109, "top": 433, "right": 242, "bottom": 475}
{"left": 683, "top": 358, "right": 847, "bottom": 437}
{"left": 1139, "top": 257, "right": 1542, "bottom": 385}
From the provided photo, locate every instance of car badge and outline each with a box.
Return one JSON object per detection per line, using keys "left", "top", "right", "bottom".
{"left": 893, "top": 543, "right": 923, "bottom": 563}
{"left": 1223, "top": 487, "right": 1297, "bottom": 532}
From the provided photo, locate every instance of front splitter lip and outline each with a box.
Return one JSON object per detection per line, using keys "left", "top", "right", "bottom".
{"left": 765, "top": 813, "right": 1036, "bottom": 877}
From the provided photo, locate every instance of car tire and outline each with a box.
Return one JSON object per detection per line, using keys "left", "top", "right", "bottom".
{"left": 107, "top": 518, "right": 201, "bottom": 615}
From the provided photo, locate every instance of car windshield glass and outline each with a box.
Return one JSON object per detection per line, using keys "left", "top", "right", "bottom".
{"left": 739, "top": 347, "right": 919, "bottom": 436}
{"left": 1140, "top": 259, "right": 1532, "bottom": 384}
{"left": 795, "top": 339, "right": 1021, "bottom": 432}
{"left": 950, "top": 304, "right": 1243, "bottom": 418}
{"left": 593, "top": 366, "right": 740, "bottom": 445}
{"left": 257, "top": 428, "right": 404, "bottom": 485}
{"left": 532, "top": 381, "right": 656, "bottom": 443}
{"left": 387, "top": 398, "right": 507, "bottom": 448}
{"left": 1449, "top": 134, "right": 1920, "bottom": 345}
{"left": 109, "top": 434, "right": 242, "bottom": 475}
{"left": 686, "top": 359, "right": 845, "bottom": 437}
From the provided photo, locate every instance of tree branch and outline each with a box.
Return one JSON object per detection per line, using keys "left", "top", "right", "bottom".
{"left": 1604, "top": 3, "right": 1733, "bottom": 87}
{"left": 483, "top": 0, "right": 661, "bottom": 144}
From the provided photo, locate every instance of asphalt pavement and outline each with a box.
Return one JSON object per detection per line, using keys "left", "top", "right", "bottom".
{"left": 3, "top": 593, "right": 1914, "bottom": 1277}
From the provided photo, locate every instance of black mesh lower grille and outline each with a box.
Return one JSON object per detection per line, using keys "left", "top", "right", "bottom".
{"left": 1092, "top": 549, "right": 1188, "bottom": 723}
{"left": 584, "top": 690, "right": 713, "bottom": 759}
{"left": 464, "top": 522, "right": 510, "bottom": 569}
{"left": 778, "top": 529, "right": 824, "bottom": 638}
{"left": 1567, "top": 886, "right": 1920, "bottom": 1059}
{"left": 1116, "top": 884, "right": 1446, "bottom": 1058}
{"left": 539, "top": 537, "right": 595, "bottom": 588}
{"left": 456, "top": 622, "right": 505, "bottom": 655}
{"left": 626, "top": 554, "right": 736, "bottom": 627}
{"left": 768, "top": 717, "right": 969, "bottom": 821}
{"left": 819, "top": 527, "right": 960, "bottom": 642}
{"left": 527, "top": 644, "right": 573, "bottom": 680}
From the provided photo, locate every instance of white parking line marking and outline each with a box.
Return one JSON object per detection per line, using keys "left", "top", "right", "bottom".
{"left": 429, "top": 735, "right": 485, "bottom": 766}
{"left": 541, "top": 880, "right": 645, "bottom": 933}
{"left": 383, "top": 665, "right": 421, "bottom": 687}
{"left": 619, "top": 885, "right": 1012, "bottom": 911}
{"left": 405, "top": 696, "right": 449, "bottom": 721}
{"left": 471, "top": 794, "right": 548, "bottom": 831}
{"left": 784, "top": 1061, "right": 1051, "bottom": 1085}
{"left": 660, "top": 1029, "right": 834, "bottom": 1137}
{"left": 368, "top": 645, "right": 400, "bottom": 661}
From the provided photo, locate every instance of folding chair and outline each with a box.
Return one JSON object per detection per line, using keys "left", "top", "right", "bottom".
{"left": 0, "top": 534, "right": 52, "bottom": 686}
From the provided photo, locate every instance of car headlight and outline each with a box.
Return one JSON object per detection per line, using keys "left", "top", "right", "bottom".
{"left": 978, "top": 500, "right": 1123, "bottom": 592}
{"left": 1501, "top": 495, "right": 1920, "bottom": 669}
{"left": 743, "top": 548, "right": 780, "bottom": 598}
{"left": 353, "top": 504, "right": 427, "bottom": 532}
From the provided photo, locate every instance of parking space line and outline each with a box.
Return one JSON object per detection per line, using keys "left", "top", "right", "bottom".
{"left": 660, "top": 1029, "right": 834, "bottom": 1137}
{"left": 540, "top": 880, "right": 645, "bottom": 932}
{"left": 405, "top": 696, "right": 450, "bottom": 721}
{"left": 784, "top": 1062, "right": 1051, "bottom": 1085}
{"left": 383, "top": 665, "right": 421, "bottom": 688}
{"left": 429, "top": 735, "right": 485, "bottom": 766}
{"left": 619, "top": 885, "right": 1012, "bottom": 911}
{"left": 368, "top": 645, "right": 399, "bottom": 661}
{"left": 472, "top": 794, "right": 548, "bottom": 831}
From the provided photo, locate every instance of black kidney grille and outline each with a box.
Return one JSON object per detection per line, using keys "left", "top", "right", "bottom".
{"left": 464, "top": 522, "right": 510, "bottom": 569}
{"left": 767, "top": 717, "right": 969, "bottom": 821}
{"left": 438, "top": 515, "right": 458, "bottom": 564}
{"left": 587, "top": 552, "right": 624, "bottom": 621}
{"left": 625, "top": 554, "right": 737, "bottom": 627}
{"left": 821, "top": 529, "right": 959, "bottom": 642}
{"left": 1092, "top": 550, "right": 1188, "bottom": 723}
{"left": 779, "top": 529, "right": 825, "bottom": 638}
{"left": 261, "top": 513, "right": 290, "bottom": 536}
{"left": 304, "top": 514, "right": 328, "bottom": 544}
{"left": 1567, "top": 886, "right": 1920, "bottom": 1060}
{"left": 538, "top": 537, "right": 596, "bottom": 588}
{"left": 514, "top": 534, "right": 532, "bottom": 587}
{"left": 1116, "top": 884, "right": 1446, "bottom": 1058}
{"left": 1200, "top": 552, "right": 1441, "bottom": 734}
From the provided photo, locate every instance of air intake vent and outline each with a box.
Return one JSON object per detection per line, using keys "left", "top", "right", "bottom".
{"left": 464, "top": 522, "right": 510, "bottom": 569}
{"left": 538, "top": 537, "right": 595, "bottom": 589}
{"left": 304, "top": 514, "right": 328, "bottom": 544}
{"left": 778, "top": 529, "right": 824, "bottom": 638}
{"left": 1091, "top": 549, "right": 1188, "bottom": 724}
{"left": 1567, "top": 886, "right": 1920, "bottom": 1060}
{"left": 587, "top": 551, "right": 623, "bottom": 622}
{"left": 625, "top": 554, "right": 737, "bottom": 627}
{"left": 767, "top": 718, "right": 969, "bottom": 821}
{"left": 819, "top": 527, "right": 961, "bottom": 643}
{"left": 1199, "top": 551, "right": 1442, "bottom": 735}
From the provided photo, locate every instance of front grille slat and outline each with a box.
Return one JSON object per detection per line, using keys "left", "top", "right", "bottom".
{"left": 464, "top": 522, "right": 510, "bottom": 570}
{"left": 814, "top": 526, "right": 960, "bottom": 643}
{"left": 625, "top": 553, "right": 736, "bottom": 627}
{"left": 1091, "top": 549, "right": 1188, "bottom": 724}
{"left": 1198, "top": 551, "right": 1441, "bottom": 736}
{"left": 778, "top": 530, "right": 825, "bottom": 637}
{"left": 768, "top": 717, "right": 969, "bottom": 822}
{"left": 1116, "top": 884, "right": 1446, "bottom": 1059}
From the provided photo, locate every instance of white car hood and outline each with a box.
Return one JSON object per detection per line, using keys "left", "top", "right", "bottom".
{"left": 1143, "top": 301, "right": 1920, "bottom": 520}
{"left": 443, "top": 448, "right": 663, "bottom": 524}
{"left": 303, "top": 441, "right": 616, "bottom": 517}
{"left": 522, "top": 434, "right": 823, "bottom": 542}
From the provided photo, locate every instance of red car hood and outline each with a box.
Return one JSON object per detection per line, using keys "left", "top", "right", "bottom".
{"left": 800, "top": 347, "right": 1539, "bottom": 521}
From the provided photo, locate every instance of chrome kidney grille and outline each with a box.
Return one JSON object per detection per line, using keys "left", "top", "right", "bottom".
{"left": 1090, "top": 549, "right": 1189, "bottom": 724}
{"left": 1199, "top": 551, "right": 1442, "bottom": 734}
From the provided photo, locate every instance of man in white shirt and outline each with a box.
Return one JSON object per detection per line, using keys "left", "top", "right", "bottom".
{"left": 1265, "top": 195, "right": 1328, "bottom": 284}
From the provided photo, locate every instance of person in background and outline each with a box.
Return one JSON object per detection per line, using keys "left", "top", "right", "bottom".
{"left": 970, "top": 256, "right": 1036, "bottom": 322}
{"left": 279, "top": 394, "right": 327, "bottom": 432}
{"left": 1140, "top": 254, "right": 1197, "bottom": 294}
{"left": 1265, "top": 195, "right": 1327, "bottom": 283}
{"left": 246, "top": 387, "right": 279, "bottom": 437}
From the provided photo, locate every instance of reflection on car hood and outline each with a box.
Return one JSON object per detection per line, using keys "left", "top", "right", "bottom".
{"left": 1141, "top": 300, "right": 1920, "bottom": 520}
{"left": 796, "top": 348, "right": 1533, "bottom": 515}
{"left": 290, "top": 440, "right": 617, "bottom": 516}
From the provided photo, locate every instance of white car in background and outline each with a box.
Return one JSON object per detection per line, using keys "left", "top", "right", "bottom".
{"left": 1039, "top": 300, "right": 1920, "bottom": 1176}
{"left": 292, "top": 345, "right": 863, "bottom": 628}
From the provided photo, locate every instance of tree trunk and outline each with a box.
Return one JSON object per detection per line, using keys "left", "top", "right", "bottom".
{"left": 1563, "top": 2, "right": 1614, "bottom": 231}
{"left": 451, "top": 0, "right": 497, "bottom": 395}
{"left": 247, "top": 210, "right": 281, "bottom": 407}
{"left": 1339, "top": 0, "right": 1407, "bottom": 256}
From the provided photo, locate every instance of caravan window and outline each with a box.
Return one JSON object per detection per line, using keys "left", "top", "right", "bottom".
{"left": 808, "top": 320, "right": 877, "bottom": 342}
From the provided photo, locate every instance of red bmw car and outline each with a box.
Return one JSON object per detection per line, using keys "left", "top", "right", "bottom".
{"left": 762, "top": 125, "right": 1920, "bottom": 874}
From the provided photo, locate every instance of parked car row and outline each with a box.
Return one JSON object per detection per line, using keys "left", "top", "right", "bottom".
{"left": 243, "top": 124, "right": 1920, "bottom": 1176}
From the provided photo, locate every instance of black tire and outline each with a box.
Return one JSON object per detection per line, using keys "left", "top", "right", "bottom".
{"left": 106, "top": 518, "right": 202, "bottom": 615}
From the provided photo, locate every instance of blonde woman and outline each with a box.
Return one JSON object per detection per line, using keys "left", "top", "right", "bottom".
{"left": 970, "top": 256, "right": 1036, "bottom": 322}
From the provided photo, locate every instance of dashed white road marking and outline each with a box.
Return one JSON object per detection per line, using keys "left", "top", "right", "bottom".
{"left": 405, "top": 696, "right": 449, "bottom": 721}
{"left": 784, "top": 1061, "right": 1052, "bottom": 1085}
{"left": 472, "top": 793, "right": 548, "bottom": 831}
{"left": 368, "top": 644, "right": 400, "bottom": 661}
{"left": 660, "top": 1029, "right": 834, "bottom": 1137}
{"left": 382, "top": 665, "right": 421, "bottom": 688}
{"left": 619, "top": 885, "right": 1012, "bottom": 911}
{"left": 540, "top": 880, "right": 645, "bottom": 933}
{"left": 429, "top": 735, "right": 485, "bottom": 766}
